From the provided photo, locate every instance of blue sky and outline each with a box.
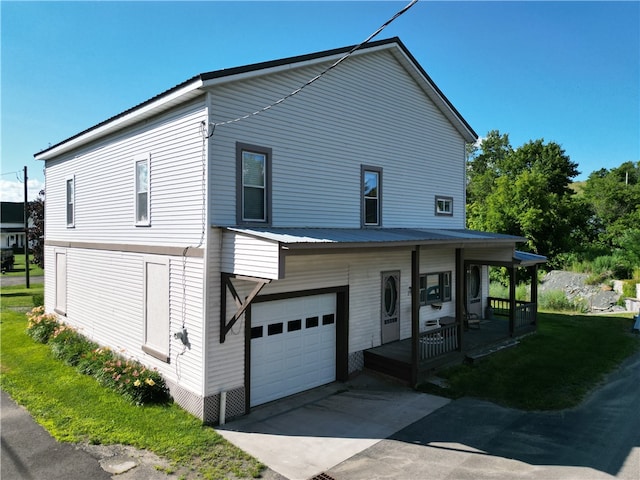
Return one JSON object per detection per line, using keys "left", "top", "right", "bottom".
{"left": 2, "top": 1, "right": 638, "bottom": 201}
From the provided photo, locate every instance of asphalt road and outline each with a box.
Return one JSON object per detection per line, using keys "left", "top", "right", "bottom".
{"left": 327, "top": 351, "right": 640, "bottom": 479}
{"left": 1, "top": 390, "right": 112, "bottom": 480}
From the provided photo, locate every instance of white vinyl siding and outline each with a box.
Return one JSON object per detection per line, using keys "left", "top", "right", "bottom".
{"left": 209, "top": 50, "right": 466, "bottom": 228}
{"left": 43, "top": 245, "right": 205, "bottom": 397}
{"left": 221, "top": 230, "right": 282, "bottom": 280}
{"left": 44, "top": 99, "right": 207, "bottom": 246}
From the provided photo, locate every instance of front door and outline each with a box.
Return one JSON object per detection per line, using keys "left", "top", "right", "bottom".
{"left": 381, "top": 271, "right": 400, "bottom": 344}
{"left": 466, "top": 265, "right": 483, "bottom": 318}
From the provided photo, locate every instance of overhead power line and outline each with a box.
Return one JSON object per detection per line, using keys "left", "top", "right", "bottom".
{"left": 208, "top": 0, "right": 419, "bottom": 132}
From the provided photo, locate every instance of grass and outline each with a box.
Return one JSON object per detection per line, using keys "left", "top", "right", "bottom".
{"left": 419, "top": 312, "right": 640, "bottom": 410}
{"left": 0, "top": 284, "right": 264, "bottom": 479}
{"left": 2, "top": 253, "right": 44, "bottom": 277}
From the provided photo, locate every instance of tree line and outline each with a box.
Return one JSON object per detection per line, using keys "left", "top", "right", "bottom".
{"left": 467, "top": 130, "right": 640, "bottom": 279}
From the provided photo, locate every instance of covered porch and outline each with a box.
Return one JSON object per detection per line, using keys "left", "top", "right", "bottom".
{"left": 364, "top": 251, "right": 546, "bottom": 384}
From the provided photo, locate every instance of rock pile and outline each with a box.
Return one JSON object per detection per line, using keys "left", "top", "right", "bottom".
{"left": 539, "top": 270, "right": 624, "bottom": 313}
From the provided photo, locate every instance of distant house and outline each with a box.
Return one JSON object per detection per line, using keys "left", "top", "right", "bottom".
{"left": 35, "top": 37, "right": 545, "bottom": 424}
{"left": 1, "top": 202, "right": 27, "bottom": 250}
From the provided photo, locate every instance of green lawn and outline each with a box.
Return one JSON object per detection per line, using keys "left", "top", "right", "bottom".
{"left": 0, "top": 284, "right": 263, "bottom": 480}
{"left": 3, "top": 283, "right": 639, "bottom": 478}
{"left": 419, "top": 312, "right": 640, "bottom": 410}
{"left": 2, "top": 253, "right": 44, "bottom": 277}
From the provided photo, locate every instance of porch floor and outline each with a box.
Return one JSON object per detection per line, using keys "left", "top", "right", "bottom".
{"left": 363, "top": 317, "right": 529, "bottom": 382}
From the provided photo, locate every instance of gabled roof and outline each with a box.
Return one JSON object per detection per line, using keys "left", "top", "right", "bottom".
{"left": 34, "top": 37, "right": 477, "bottom": 161}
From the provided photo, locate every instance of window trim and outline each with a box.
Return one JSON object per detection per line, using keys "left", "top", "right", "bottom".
{"left": 134, "top": 153, "right": 151, "bottom": 226}
{"left": 419, "top": 271, "right": 452, "bottom": 305}
{"left": 66, "top": 175, "right": 75, "bottom": 228}
{"left": 236, "top": 142, "right": 272, "bottom": 225}
{"left": 435, "top": 195, "right": 453, "bottom": 216}
{"left": 361, "top": 165, "right": 382, "bottom": 227}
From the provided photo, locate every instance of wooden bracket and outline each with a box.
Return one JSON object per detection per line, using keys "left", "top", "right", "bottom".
{"left": 220, "top": 273, "right": 271, "bottom": 343}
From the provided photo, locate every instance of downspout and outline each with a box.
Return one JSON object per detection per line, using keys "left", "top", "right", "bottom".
{"left": 411, "top": 246, "right": 420, "bottom": 386}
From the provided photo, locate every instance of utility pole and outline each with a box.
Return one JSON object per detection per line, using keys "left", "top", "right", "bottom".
{"left": 24, "top": 166, "right": 30, "bottom": 288}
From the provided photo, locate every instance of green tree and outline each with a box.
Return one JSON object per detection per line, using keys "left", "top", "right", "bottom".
{"left": 27, "top": 189, "right": 45, "bottom": 268}
{"left": 467, "top": 132, "right": 585, "bottom": 267}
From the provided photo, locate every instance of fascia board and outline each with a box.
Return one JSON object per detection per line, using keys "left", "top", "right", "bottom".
{"left": 34, "top": 79, "right": 204, "bottom": 161}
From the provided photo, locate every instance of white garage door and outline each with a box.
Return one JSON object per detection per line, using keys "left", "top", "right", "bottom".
{"left": 250, "top": 293, "right": 336, "bottom": 407}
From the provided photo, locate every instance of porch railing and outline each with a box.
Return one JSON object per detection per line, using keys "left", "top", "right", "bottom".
{"left": 488, "top": 297, "right": 536, "bottom": 331}
{"left": 515, "top": 302, "right": 536, "bottom": 329}
{"left": 419, "top": 323, "right": 458, "bottom": 360}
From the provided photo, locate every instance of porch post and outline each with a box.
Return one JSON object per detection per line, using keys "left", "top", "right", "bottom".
{"left": 509, "top": 266, "right": 516, "bottom": 336}
{"left": 411, "top": 246, "right": 420, "bottom": 386}
{"left": 530, "top": 264, "right": 538, "bottom": 326}
{"left": 456, "top": 248, "right": 464, "bottom": 351}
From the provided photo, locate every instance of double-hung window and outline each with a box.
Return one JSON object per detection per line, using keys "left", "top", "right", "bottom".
{"left": 135, "top": 154, "right": 150, "bottom": 225}
{"left": 66, "top": 176, "right": 75, "bottom": 227}
{"left": 435, "top": 195, "right": 453, "bottom": 216}
{"left": 237, "top": 143, "right": 271, "bottom": 224}
{"left": 419, "top": 271, "right": 452, "bottom": 305}
{"left": 362, "top": 166, "right": 382, "bottom": 226}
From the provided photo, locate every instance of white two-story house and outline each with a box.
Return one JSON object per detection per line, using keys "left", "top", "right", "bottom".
{"left": 35, "top": 37, "right": 545, "bottom": 423}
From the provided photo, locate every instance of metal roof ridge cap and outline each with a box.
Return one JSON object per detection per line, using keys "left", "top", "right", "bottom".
{"left": 201, "top": 42, "right": 397, "bottom": 89}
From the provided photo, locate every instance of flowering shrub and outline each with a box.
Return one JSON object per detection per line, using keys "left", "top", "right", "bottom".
{"left": 49, "top": 325, "right": 98, "bottom": 367}
{"left": 26, "top": 306, "right": 59, "bottom": 343}
{"left": 24, "top": 307, "right": 170, "bottom": 406}
{"left": 97, "top": 357, "right": 169, "bottom": 405}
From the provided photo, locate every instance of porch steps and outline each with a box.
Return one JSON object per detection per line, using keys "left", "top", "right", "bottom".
{"left": 465, "top": 339, "right": 519, "bottom": 364}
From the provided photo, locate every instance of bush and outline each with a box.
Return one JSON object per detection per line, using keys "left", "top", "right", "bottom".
{"left": 26, "top": 306, "right": 59, "bottom": 343}
{"left": 23, "top": 307, "right": 170, "bottom": 406}
{"left": 49, "top": 325, "right": 98, "bottom": 367}
{"left": 97, "top": 358, "right": 170, "bottom": 405}
{"left": 539, "top": 290, "right": 587, "bottom": 313}
{"left": 622, "top": 280, "right": 638, "bottom": 299}
{"left": 32, "top": 293, "right": 44, "bottom": 307}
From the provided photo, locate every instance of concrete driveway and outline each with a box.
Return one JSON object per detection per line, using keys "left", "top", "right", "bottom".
{"left": 216, "top": 373, "right": 450, "bottom": 480}
{"left": 219, "top": 352, "right": 640, "bottom": 480}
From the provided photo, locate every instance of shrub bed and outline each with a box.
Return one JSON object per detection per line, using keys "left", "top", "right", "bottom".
{"left": 25, "top": 307, "right": 170, "bottom": 405}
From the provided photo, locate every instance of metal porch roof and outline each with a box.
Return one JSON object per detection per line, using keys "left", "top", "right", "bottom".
{"left": 225, "top": 227, "right": 525, "bottom": 250}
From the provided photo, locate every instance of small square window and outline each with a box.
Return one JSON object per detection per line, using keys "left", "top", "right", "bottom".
{"left": 435, "top": 196, "right": 453, "bottom": 216}
{"left": 251, "top": 326, "right": 264, "bottom": 339}
{"left": 288, "top": 319, "right": 302, "bottom": 332}
{"left": 268, "top": 323, "right": 283, "bottom": 336}
{"left": 305, "top": 316, "right": 319, "bottom": 328}
{"left": 322, "top": 314, "right": 335, "bottom": 325}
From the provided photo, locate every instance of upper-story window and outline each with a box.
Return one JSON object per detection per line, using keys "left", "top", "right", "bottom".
{"left": 435, "top": 195, "right": 453, "bottom": 216}
{"left": 237, "top": 142, "right": 271, "bottom": 224}
{"left": 362, "top": 165, "right": 382, "bottom": 226}
{"left": 66, "top": 176, "right": 75, "bottom": 227}
{"left": 135, "top": 154, "right": 150, "bottom": 225}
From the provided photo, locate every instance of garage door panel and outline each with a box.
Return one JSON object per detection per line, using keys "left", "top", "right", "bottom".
{"left": 251, "top": 293, "right": 336, "bottom": 407}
